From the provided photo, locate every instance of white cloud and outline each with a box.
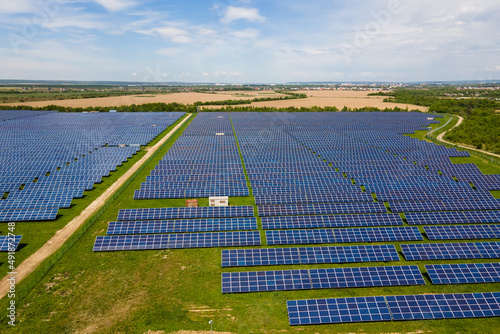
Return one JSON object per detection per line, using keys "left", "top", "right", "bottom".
{"left": 137, "top": 26, "right": 192, "bottom": 43}
{"left": 0, "top": 0, "right": 39, "bottom": 14}
{"left": 156, "top": 47, "right": 182, "bottom": 57}
{"left": 92, "top": 0, "right": 137, "bottom": 12}
{"left": 199, "top": 28, "right": 217, "bottom": 36}
{"left": 496, "top": 65, "right": 500, "bottom": 70}
{"left": 231, "top": 28, "right": 260, "bottom": 39}
{"left": 220, "top": 6, "right": 265, "bottom": 24}
{"left": 45, "top": 15, "right": 107, "bottom": 30}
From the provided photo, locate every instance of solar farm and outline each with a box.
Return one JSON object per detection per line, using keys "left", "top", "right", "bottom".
{"left": 2, "top": 111, "right": 500, "bottom": 333}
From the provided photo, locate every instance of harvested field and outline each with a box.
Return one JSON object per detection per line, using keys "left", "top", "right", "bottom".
{"left": 3, "top": 90, "right": 427, "bottom": 111}
{"left": 244, "top": 90, "right": 428, "bottom": 111}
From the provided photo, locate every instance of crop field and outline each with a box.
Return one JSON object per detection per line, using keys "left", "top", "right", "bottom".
{"left": 2, "top": 90, "right": 427, "bottom": 111}
{"left": 1, "top": 111, "right": 499, "bottom": 333}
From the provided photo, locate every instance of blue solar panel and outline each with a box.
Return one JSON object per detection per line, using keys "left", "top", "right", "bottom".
{"left": 309, "top": 265, "right": 425, "bottom": 289}
{"left": 221, "top": 244, "right": 400, "bottom": 267}
{"left": 405, "top": 211, "right": 500, "bottom": 225}
{"left": 386, "top": 292, "right": 500, "bottom": 320}
{"left": 261, "top": 213, "right": 403, "bottom": 230}
{"left": 266, "top": 227, "right": 423, "bottom": 245}
{"left": 288, "top": 292, "right": 500, "bottom": 325}
{"left": 0, "top": 208, "right": 59, "bottom": 222}
{"left": 222, "top": 265, "right": 424, "bottom": 294}
{"left": 390, "top": 199, "right": 500, "bottom": 213}
{"left": 222, "top": 270, "right": 311, "bottom": 293}
{"left": 258, "top": 202, "right": 388, "bottom": 216}
{"left": 116, "top": 206, "right": 254, "bottom": 221}
{"left": 107, "top": 217, "right": 258, "bottom": 234}
{"left": 425, "top": 263, "right": 500, "bottom": 285}
{"left": 287, "top": 296, "right": 392, "bottom": 325}
{"left": 0, "top": 111, "right": 185, "bottom": 218}
{"left": 401, "top": 242, "right": 500, "bottom": 261}
{"left": 93, "top": 231, "right": 261, "bottom": 251}
{"left": 0, "top": 235, "right": 22, "bottom": 251}
{"left": 424, "top": 225, "right": 500, "bottom": 240}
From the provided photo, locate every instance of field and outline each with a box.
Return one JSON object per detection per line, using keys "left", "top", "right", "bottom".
{"left": 2, "top": 90, "right": 428, "bottom": 111}
{"left": 1, "top": 111, "right": 499, "bottom": 334}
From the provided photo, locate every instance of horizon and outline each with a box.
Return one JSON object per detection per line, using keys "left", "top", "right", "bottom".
{"left": 1, "top": 0, "right": 499, "bottom": 83}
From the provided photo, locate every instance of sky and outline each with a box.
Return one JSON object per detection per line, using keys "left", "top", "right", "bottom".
{"left": 0, "top": 0, "right": 499, "bottom": 83}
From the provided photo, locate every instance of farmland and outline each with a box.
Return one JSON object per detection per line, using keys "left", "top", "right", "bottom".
{"left": 1, "top": 111, "right": 499, "bottom": 333}
{"left": 1, "top": 89, "right": 427, "bottom": 112}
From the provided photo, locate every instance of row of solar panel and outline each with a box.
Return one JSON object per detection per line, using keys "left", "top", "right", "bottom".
{"left": 106, "top": 217, "right": 258, "bottom": 234}
{"left": 287, "top": 292, "right": 500, "bottom": 325}
{"left": 93, "top": 231, "right": 261, "bottom": 252}
{"left": 222, "top": 262, "right": 500, "bottom": 295}
{"left": 265, "top": 227, "right": 424, "bottom": 245}
{"left": 0, "top": 235, "right": 22, "bottom": 251}
{"left": 117, "top": 206, "right": 254, "bottom": 221}
{"left": 257, "top": 202, "right": 388, "bottom": 216}
{"left": 222, "top": 265, "right": 425, "bottom": 293}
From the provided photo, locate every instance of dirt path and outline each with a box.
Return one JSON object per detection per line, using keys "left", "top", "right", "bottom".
{"left": 436, "top": 115, "right": 500, "bottom": 159}
{"left": 0, "top": 114, "right": 192, "bottom": 300}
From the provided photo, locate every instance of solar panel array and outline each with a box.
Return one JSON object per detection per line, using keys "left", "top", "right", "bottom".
{"left": 93, "top": 231, "right": 261, "bottom": 251}
{"left": 134, "top": 112, "right": 249, "bottom": 199}
{"left": 261, "top": 213, "right": 403, "bottom": 230}
{"left": 405, "top": 211, "right": 500, "bottom": 225}
{"left": 0, "top": 235, "right": 22, "bottom": 251}
{"left": 117, "top": 206, "right": 254, "bottom": 220}
{"left": 107, "top": 217, "right": 257, "bottom": 234}
{"left": 424, "top": 224, "right": 500, "bottom": 240}
{"left": 401, "top": 242, "right": 500, "bottom": 260}
{"left": 222, "top": 265, "right": 424, "bottom": 293}
{"left": 266, "top": 227, "right": 423, "bottom": 245}
{"left": 287, "top": 292, "right": 500, "bottom": 325}
{"left": 425, "top": 263, "right": 500, "bottom": 285}
{"left": 221, "top": 245, "right": 400, "bottom": 267}
{"left": 0, "top": 111, "right": 185, "bottom": 221}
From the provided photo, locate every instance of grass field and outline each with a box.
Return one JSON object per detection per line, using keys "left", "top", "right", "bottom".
{"left": 2, "top": 113, "right": 500, "bottom": 333}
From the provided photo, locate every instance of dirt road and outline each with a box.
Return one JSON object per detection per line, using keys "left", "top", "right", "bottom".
{"left": 436, "top": 115, "right": 500, "bottom": 159}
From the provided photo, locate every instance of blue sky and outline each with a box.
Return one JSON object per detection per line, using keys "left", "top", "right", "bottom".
{"left": 1, "top": 0, "right": 499, "bottom": 83}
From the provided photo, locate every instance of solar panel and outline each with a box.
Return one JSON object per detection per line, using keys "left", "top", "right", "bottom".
{"left": 222, "top": 270, "right": 311, "bottom": 293}
{"left": 309, "top": 265, "right": 425, "bottom": 289}
{"left": 287, "top": 292, "right": 500, "bottom": 325}
{"left": 401, "top": 242, "right": 500, "bottom": 261}
{"left": 222, "top": 265, "right": 424, "bottom": 294}
{"left": 287, "top": 296, "right": 392, "bottom": 325}
{"left": 405, "top": 211, "right": 500, "bottom": 225}
{"left": 258, "top": 202, "right": 388, "bottom": 216}
{"left": 386, "top": 292, "right": 500, "bottom": 320}
{"left": 116, "top": 206, "right": 254, "bottom": 221}
{"left": 261, "top": 213, "right": 403, "bottom": 230}
{"left": 106, "top": 217, "right": 258, "bottom": 234}
{"left": 266, "top": 227, "right": 423, "bottom": 245}
{"left": 425, "top": 263, "right": 500, "bottom": 285}
{"left": 93, "top": 231, "right": 261, "bottom": 251}
{"left": 0, "top": 235, "right": 22, "bottom": 252}
{"left": 424, "top": 225, "right": 500, "bottom": 240}
{"left": 0, "top": 208, "right": 59, "bottom": 222}
{"left": 221, "top": 244, "right": 400, "bottom": 267}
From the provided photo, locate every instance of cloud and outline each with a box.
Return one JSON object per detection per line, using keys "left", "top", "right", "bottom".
{"left": 231, "top": 28, "right": 260, "bottom": 39}
{"left": 199, "top": 28, "right": 217, "bottom": 36}
{"left": 220, "top": 6, "right": 265, "bottom": 24}
{"left": 137, "top": 26, "right": 192, "bottom": 43}
{"left": 92, "top": 0, "right": 137, "bottom": 12}
{"left": 156, "top": 47, "right": 182, "bottom": 57}
{"left": 0, "top": 0, "right": 39, "bottom": 14}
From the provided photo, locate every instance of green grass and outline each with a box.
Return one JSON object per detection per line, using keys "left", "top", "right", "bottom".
{"left": 2, "top": 112, "right": 500, "bottom": 333}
